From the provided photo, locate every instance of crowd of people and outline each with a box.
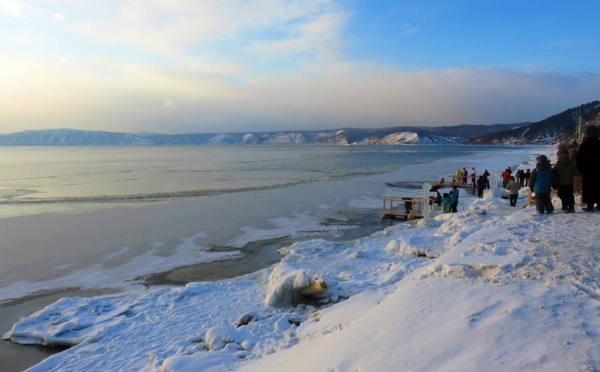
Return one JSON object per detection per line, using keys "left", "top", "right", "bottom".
{"left": 431, "top": 125, "right": 600, "bottom": 215}
{"left": 403, "top": 125, "right": 599, "bottom": 217}
{"left": 526, "top": 125, "right": 600, "bottom": 214}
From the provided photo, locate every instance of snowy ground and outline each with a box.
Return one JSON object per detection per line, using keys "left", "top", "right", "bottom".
{"left": 5, "top": 147, "right": 600, "bottom": 371}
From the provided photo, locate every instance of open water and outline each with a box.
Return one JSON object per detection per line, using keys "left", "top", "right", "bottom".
{"left": 0, "top": 145, "right": 505, "bottom": 218}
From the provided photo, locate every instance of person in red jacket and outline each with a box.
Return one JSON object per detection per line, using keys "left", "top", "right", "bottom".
{"left": 502, "top": 170, "right": 510, "bottom": 188}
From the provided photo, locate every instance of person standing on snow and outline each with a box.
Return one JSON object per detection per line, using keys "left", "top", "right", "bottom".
{"left": 529, "top": 155, "right": 555, "bottom": 214}
{"left": 502, "top": 169, "right": 510, "bottom": 188}
{"left": 552, "top": 149, "right": 579, "bottom": 213}
{"left": 482, "top": 169, "right": 490, "bottom": 189}
{"left": 476, "top": 175, "right": 486, "bottom": 198}
{"left": 454, "top": 169, "right": 463, "bottom": 185}
{"left": 517, "top": 169, "right": 526, "bottom": 184}
{"left": 449, "top": 185, "right": 459, "bottom": 213}
{"left": 505, "top": 176, "right": 521, "bottom": 207}
{"left": 576, "top": 125, "right": 600, "bottom": 212}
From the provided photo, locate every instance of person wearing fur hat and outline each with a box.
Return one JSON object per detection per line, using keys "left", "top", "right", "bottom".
{"left": 552, "top": 149, "right": 580, "bottom": 212}
{"left": 576, "top": 125, "right": 600, "bottom": 212}
{"left": 529, "top": 155, "right": 555, "bottom": 214}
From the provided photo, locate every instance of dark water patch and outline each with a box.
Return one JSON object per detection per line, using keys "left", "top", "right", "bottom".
{"left": 141, "top": 237, "right": 290, "bottom": 285}
{"left": 142, "top": 211, "right": 390, "bottom": 287}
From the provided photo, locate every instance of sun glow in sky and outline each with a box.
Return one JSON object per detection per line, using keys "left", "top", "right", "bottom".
{"left": 2, "top": 0, "right": 600, "bottom": 134}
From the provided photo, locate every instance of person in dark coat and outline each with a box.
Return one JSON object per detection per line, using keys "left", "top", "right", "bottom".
{"left": 476, "top": 175, "right": 486, "bottom": 198}
{"left": 524, "top": 169, "right": 531, "bottom": 187}
{"left": 530, "top": 155, "right": 554, "bottom": 214}
{"left": 576, "top": 125, "right": 600, "bottom": 212}
{"left": 517, "top": 169, "right": 526, "bottom": 184}
{"left": 552, "top": 149, "right": 579, "bottom": 212}
{"left": 429, "top": 186, "right": 442, "bottom": 206}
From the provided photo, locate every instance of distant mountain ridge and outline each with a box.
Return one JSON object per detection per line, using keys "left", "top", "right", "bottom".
{"left": 4, "top": 100, "right": 599, "bottom": 146}
{"left": 0, "top": 123, "right": 525, "bottom": 146}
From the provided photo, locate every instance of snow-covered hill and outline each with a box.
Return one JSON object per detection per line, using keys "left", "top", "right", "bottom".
{"left": 0, "top": 127, "right": 483, "bottom": 146}
{"left": 470, "top": 100, "right": 600, "bottom": 145}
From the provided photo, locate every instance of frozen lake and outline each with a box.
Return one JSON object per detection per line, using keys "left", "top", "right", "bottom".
{"left": 0, "top": 145, "right": 530, "bottom": 302}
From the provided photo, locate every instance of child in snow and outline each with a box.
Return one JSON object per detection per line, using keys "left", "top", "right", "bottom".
{"left": 441, "top": 193, "right": 452, "bottom": 213}
{"left": 529, "top": 155, "right": 555, "bottom": 214}
{"left": 552, "top": 149, "right": 579, "bottom": 213}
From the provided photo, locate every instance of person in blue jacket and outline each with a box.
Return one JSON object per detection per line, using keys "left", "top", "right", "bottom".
{"left": 448, "top": 185, "right": 459, "bottom": 213}
{"left": 529, "top": 155, "right": 555, "bottom": 214}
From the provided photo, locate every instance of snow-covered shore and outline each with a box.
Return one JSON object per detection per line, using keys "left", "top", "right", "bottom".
{"left": 5, "top": 146, "right": 600, "bottom": 371}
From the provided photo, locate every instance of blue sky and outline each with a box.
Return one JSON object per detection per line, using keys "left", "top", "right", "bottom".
{"left": 1, "top": 0, "right": 599, "bottom": 134}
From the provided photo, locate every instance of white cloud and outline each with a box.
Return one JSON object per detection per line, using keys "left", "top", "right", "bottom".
{"left": 69, "top": 0, "right": 346, "bottom": 62}
{"left": 246, "top": 11, "right": 348, "bottom": 61}
{"left": 52, "top": 12, "right": 63, "bottom": 20}
{"left": 0, "top": 0, "right": 23, "bottom": 16}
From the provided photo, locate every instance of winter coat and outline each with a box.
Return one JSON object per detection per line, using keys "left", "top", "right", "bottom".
{"left": 552, "top": 155, "right": 579, "bottom": 186}
{"left": 449, "top": 189, "right": 459, "bottom": 204}
{"left": 576, "top": 137, "right": 600, "bottom": 175}
{"left": 530, "top": 162, "right": 554, "bottom": 194}
{"left": 476, "top": 177, "right": 486, "bottom": 190}
{"left": 506, "top": 180, "right": 521, "bottom": 195}
{"left": 455, "top": 170, "right": 463, "bottom": 182}
{"left": 576, "top": 136, "right": 600, "bottom": 204}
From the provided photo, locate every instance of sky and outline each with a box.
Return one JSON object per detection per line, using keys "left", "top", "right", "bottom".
{"left": 1, "top": 0, "right": 600, "bottom": 134}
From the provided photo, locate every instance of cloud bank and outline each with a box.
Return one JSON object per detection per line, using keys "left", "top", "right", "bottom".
{"left": 0, "top": 0, "right": 598, "bottom": 134}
